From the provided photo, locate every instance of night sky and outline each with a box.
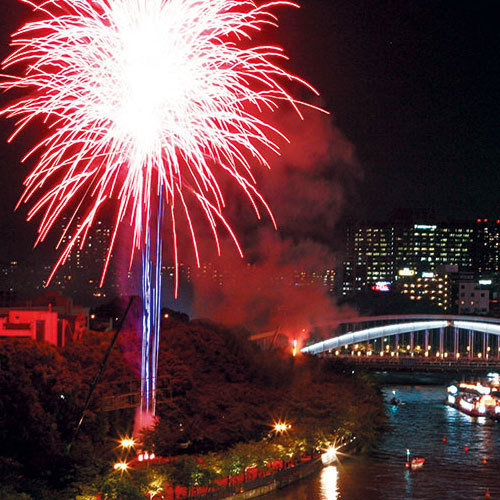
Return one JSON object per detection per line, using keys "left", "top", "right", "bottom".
{"left": 279, "top": 0, "right": 500, "bottom": 222}
{"left": 0, "top": 0, "right": 499, "bottom": 262}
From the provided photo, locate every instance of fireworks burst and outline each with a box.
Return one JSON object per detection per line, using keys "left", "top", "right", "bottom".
{"left": 1, "top": 0, "right": 319, "bottom": 417}
{"left": 1, "top": 0, "right": 317, "bottom": 286}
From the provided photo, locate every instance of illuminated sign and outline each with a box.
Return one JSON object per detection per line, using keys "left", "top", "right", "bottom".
{"left": 414, "top": 224, "right": 436, "bottom": 230}
{"left": 372, "top": 281, "right": 391, "bottom": 292}
{"left": 422, "top": 272, "right": 434, "bottom": 278}
{"left": 398, "top": 268, "right": 415, "bottom": 276}
{"left": 479, "top": 279, "right": 492, "bottom": 285}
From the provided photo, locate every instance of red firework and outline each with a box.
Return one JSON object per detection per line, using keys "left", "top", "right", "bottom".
{"left": 1, "top": 0, "right": 318, "bottom": 284}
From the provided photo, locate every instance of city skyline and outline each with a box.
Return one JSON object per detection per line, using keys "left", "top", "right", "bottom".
{"left": 1, "top": 1, "right": 499, "bottom": 265}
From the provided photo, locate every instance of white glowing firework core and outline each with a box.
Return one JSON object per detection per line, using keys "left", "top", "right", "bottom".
{"left": 1, "top": 0, "right": 318, "bottom": 282}
{"left": 113, "top": 5, "right": 197, "bottom": 152}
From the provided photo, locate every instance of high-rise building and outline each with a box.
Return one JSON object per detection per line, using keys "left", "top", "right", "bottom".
{"left": 394, "top": 223, "right": 473, "bottom": 275}
{"left": 342, "top": 224, "right": 394, "bottom": 294}
{"left": 51, "top": 217, "right": 119, "bottom": 302}
{"left": 475, "top": 218, "right": 500, "bottom": 273}
{"left": 342, "top": 217, "right": 498, "bottom": 301}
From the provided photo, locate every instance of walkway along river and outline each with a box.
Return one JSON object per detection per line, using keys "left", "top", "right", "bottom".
{"left": 265, "top": 376, "right": 500, "bottom": 500}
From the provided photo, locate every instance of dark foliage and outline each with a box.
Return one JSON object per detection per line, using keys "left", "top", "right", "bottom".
{"left": 0, "top": 315, "right": 386, "bottom": 498}
{"left": 145, "top": 318, "right": 386, "bottom": 456}
{"left": 0, "top": 333, "right": 136, "bottom": 499}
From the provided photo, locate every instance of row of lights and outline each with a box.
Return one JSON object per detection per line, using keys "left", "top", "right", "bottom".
{"left": 333, "top": 344, "right": 500, "bottom": 358}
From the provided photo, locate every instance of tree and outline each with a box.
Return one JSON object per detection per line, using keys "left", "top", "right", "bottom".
{"left": 97, "top": 469, "right": 149, "bottom": 500}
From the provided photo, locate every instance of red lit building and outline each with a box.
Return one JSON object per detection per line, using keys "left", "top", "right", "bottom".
{"left": 0, "top": 291, "right": 89, "bottom": 347}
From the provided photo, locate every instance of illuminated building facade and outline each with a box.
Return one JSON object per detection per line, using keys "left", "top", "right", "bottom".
{"left": 399, "top": 270, "right": 452, "bottom": 311}
{"left": 49, "top": 217, "right": 130, "bottom": 303}
{"left": 342, "top": 224, "right": 394, "bottom": 294}
{"left": 0, "top": 309, "right": 67, "bottom": 347}
{"left": 54, "top": 218, "right": 112, "bottom": 289}
{"left": 475, "top": 219, "right": 500, "bottom": 273}
{"left": 342, "top": 218, "right": 500, "bottom": 309}
{"left": 395, "top": 223, "right": 473, "bottom": 274}
{"left": 0, "top": 291, "right": 89, "bottom": 344}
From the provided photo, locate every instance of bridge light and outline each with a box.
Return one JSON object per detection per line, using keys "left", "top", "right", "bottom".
{"left": 416, "top": 345, "right": 421, "bottom": 350}
{"left": 436, "top": 351, "right": 440, "bottom": 357}
{"left": 367, "top": 350, "right": 372, "bottom": 356}
{"left": 444, "top": 352, "right": 448, "bottom": 358}
{"left": 354, "top": 344, "right": 359, "bottom": 349}
{"left": 427, "top": 345, "right": 432, "bottom": 350}
{"left": 487, "top": 346, "right": 491, "bottom": 352}
{"left": 351, "top": 351, "right": 355, "bottom": 356}
{"left": 456, "top": 352, "right": 460, "bottom": 358}
{"left": 406, "top": 344, "right": 411, "bottom": 350}
{"left": 467, "top": 346, "right": 470, "bottom": 351}
{"left": 357, "top": 351, "right": 361, "bottom": 356}
{"left": 335, "top": 350, "right": 340, "bottom": 356}
{"left": 478, "top": 352, "right": 482, "bottom": 358}
{"left": 390, "top": 351, "right": 395, "bottom": 357}
{"left": 380, "top": 351, "right": 384, "bottom": 356}
{"left": 425, "top": 351, "right": 429, "bottom": 357}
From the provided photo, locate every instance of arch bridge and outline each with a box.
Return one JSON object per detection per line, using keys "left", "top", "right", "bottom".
{"left": 301, "top": 315, "right": 500, "bottom": 369}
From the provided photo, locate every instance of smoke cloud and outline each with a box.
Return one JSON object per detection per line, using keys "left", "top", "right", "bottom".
{"left": 185, "top": 105, "right": 361, "bottom": 342}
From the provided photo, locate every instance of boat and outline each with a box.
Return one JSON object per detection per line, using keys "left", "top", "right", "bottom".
{"left": 405, "top": 449, "right": 425, "bottom": 469}
{"left": 405, "top": 457, "right": 425, "bottom": 469}
{"left": 390, "top": 390, "right": 402, "bottom": 406}
{"left": 445, "top": 377, "right": 500, "bottom": 420}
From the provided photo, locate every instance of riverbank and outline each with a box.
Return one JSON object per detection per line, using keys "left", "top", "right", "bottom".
{"left": 218, "top": 458, "right": 323, "bottom": 500}
{"left": 264, "top": 384, "right": 500, "bottom": 500}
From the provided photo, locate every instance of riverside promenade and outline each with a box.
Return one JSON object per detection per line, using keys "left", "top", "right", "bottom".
{"left": 122, "top": 454, "right": 323, "bottom": 500}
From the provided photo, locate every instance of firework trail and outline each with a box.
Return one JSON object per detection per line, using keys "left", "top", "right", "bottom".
{"left": 141, "top": 194, "right": 163, "bottom": 414}
{"left": 1, "top": 0, "right": 318, "bottom": 416}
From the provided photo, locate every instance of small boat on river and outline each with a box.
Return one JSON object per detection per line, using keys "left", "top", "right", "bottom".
{"left": 390, "top": 390, "right": 402, "bottom": 406}
{"left": 405, "top": 449, "right": 425, "bottom": 469}
{"left": 405, "top": 457, "right": 425, "bottom": 469}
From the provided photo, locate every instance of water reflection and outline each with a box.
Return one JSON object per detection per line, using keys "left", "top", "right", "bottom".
{"left": 320, "top": 466, "right": 338, "bottom": 500}
{"left": 403, "top": 469, "right": 412, "bottom": 499}
{"left": 266, "top": 384, "right": 500, "bottom": 500}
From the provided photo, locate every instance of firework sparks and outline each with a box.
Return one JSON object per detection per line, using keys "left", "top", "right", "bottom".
{"left": 1, "top": 0, "right": 319, "bottom": 417}
{"left": 1, "top": 0, "right": 318, "bottom": 284}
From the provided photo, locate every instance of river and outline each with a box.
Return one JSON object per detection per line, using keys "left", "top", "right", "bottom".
{"left": 265, "top": 375, "right": 500, "bottom": 500}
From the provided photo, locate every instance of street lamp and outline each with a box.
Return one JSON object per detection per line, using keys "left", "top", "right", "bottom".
{"left": 273, "top": 421, "right": 291, "bottom": 434}
{"left": 114, "top": 462, "right": 129, "bottom": 472}
{"left": 120, "top": 437, "right": 135, "bottom": 449}
{"left": 321, "top": 446, "right": 338, "bottom": 465}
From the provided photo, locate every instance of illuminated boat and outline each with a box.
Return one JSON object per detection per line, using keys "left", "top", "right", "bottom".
{"left": 446, "top": 379, "right": 500, "bottom": 419}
